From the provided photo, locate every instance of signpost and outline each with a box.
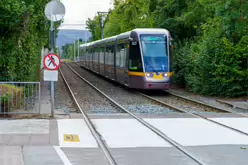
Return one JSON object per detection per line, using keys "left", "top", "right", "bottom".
{"left": 44, "top": 53, "right": 61, "bottom": 71}
{"left": 44, "top": 0, "right": 65, "bottom": 118}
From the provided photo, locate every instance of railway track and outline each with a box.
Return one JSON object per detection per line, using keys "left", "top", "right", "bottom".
{"left": 72, "top": 63, "right": 179, "bottom": 114}
{"left": 62, "top": 62, "right": 248, "bottom": 165}
{"left": 140, "top": 91, "right": 229, "bottom": 113}
{"left": 59, "top": 64, "right": 118, "bottom": 165}
{"left": 139, "top": 92, "right": 248, "bottom": 136}
{"left": 140, "top": 90, "right": 248, "bottom": 116}
{"left": 73, "top": 62, "right": 248, "bottom": 136}
{"left": 62, "top": 62, "right": 210, "bottom": 165}
{"left": 167, "top": 92, "right": 248, "bottom": 114}
{"left": 59, "top": 63, "right": 122, "bottom": 114}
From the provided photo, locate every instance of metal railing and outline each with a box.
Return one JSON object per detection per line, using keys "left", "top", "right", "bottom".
{"left": 0, "top": 82, "right": 41, "bottom": 114}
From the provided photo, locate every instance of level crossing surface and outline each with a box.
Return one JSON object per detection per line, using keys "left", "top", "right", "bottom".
{"left": 0, "top": 114, "right": 248, "bottom": 165}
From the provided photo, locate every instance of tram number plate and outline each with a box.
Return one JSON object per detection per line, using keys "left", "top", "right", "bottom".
{"left": 64, "top": 134, "right": 80, "bottom": 142}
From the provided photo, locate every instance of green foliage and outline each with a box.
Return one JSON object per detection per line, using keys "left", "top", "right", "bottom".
{"left": 85, "top": 0, "right": 248, "bottom": 97}
{"left": 62, "top": 40, "right": 85, "bottom": 60}
{"left": 170, "top": 0, "right": 248, "bottom": 97}
{"left": 0, "top": 0, "right": 60, "bottom": 82}
{"left": 86, "top": 0, "right": 154, "bottom": 40}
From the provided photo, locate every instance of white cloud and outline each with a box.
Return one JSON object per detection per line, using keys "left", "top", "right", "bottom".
{"left": 60, "top": 0, "right": 113, "bottom": 29}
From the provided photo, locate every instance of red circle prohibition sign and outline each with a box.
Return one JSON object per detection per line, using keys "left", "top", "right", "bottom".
{"left": 44, "top": 53, "right": 61, "bottom": 70}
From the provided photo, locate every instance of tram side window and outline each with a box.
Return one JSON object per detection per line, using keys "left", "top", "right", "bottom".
{"left": 85, "top": 49, "right": 88, "bottom": 61}
{"left": 116, "top": 44, "right": 122, "bottom": 67}
{"left": 88, "top": 49, "right": 91, "bottom": 62}
{"left": 107, "top": 46, "right": 113, "bottom": 66}
{"left": 102, "top": 47, "right": 105, "bottom": 64}
{"left": 92, "top": 48, "right": 94, "bottom": 63}
{"left": 88, "top": 49, "right": 90, "bottom": 62}
{"left": 96, "top": 48, "right": 99, "bottom": 63}
{"left": 106, "top": 46, "right": 111, "bottom": 65}
{"left": 101, "top": 47, "right": 105, "bottom": 64}
{"left": 119, "top": 43, "right": 125, "bottom": 68}
{"left": 93, "top": 48, "right": 96, "bottom": 63}
{"left": 129, "top": 41, "right": 143, "bottom": 72}
{"left": 110, "top": 45, "right": 115, "bottom": 66}
{"left": 105, "top": 47, "right": 108, "bottom": 65}
{"left": 91, "top": 48, "right": 93, "bottom": 62}
{"left": 99, "top": 47, "right": 102, "bottom": 64}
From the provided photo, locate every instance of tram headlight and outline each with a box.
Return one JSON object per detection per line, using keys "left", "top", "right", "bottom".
{"left": 163, "top": 73, "right": 168, "bottom": 77}
{"left": 146, "top": 73, "right": 153, "bottom": 77}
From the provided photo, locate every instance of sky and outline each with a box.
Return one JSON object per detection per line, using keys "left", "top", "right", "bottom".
{"left": 59, "top": 0, "right": 113, "bottom": 30}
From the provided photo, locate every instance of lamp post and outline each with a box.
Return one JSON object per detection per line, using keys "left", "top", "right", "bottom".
{"left": 77, "top": 37, "right": 80, "bottom": 62}
{"left": 74, "top": 40, "right": 77, "bottom": 62}
{"left": 97, "top": 12, "right": 109, "bottom": 39}
{"left": 44, "top": 0, "right": 65, "bottom": 118}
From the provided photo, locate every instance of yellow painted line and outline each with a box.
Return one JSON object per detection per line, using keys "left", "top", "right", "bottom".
{"left": 168, "top": 72, "right": 174, "bottom": 77}
{"left": 64, "top": 134, "right": 80, "bottom": 142}
{"left": 128, "top": 72, "right": 145, "bottom": 76}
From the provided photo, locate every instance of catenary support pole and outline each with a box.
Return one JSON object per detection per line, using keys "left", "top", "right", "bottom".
{"left": 50, "top": 20, "right": 55, "bottom": 118}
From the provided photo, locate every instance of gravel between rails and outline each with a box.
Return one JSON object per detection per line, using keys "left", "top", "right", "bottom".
{"left": 68, "top": 63, "right": 176, "bottom": 114}
{"left": 142, "top": 91, "right": 225, "bottom": 113}
{"left": 168, "top": 93, "right": 247, "bottom": 114}
{"left": 60, "top": 63, "right": 122, "bottom": 114}
{"left": 54, "top": 69, "right": 78, "bottom": 114}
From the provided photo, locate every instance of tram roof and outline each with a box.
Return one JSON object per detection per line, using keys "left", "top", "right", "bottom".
{"left": 79, "top": 28, "right": 170, "bottom": 49}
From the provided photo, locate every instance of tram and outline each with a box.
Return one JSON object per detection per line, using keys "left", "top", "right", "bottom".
{"left": 78, "top": 28, "right": 174, "bottom": 90}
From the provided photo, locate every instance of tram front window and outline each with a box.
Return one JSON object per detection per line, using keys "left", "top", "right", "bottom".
{"left": 129, "top": 41, "right": 143, "bottom": 72}
{"left": 140, "top": 35, "right": 169, "bottom": 72}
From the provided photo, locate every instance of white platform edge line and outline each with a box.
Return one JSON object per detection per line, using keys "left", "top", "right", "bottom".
{"left": 54, "top": 146, "right": 73, "bottom": 165}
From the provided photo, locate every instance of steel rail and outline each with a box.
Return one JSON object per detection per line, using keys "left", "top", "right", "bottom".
{"left": 167, "top": 91, "right": 248, "bottom": 117}
{"left": 139, "top": 93, "right": 248, "bottom": 137}
{"left": 66, "top": 62, "right": 207, "bottom": 165}
{"left": 59, "top": 66, "right": 118, "bottom": 165}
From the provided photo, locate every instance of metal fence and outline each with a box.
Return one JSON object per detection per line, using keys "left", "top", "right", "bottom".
{"left": 0, "top": 82, "right": 40, "bottom": 114}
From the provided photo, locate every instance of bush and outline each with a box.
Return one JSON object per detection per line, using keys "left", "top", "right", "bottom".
{"left": 182, "top": 19, "right": 248, "bottom": 97}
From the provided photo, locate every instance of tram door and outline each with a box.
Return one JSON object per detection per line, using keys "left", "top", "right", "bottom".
{"left": 123, "top": 41, "right": 129, "bottom": 86}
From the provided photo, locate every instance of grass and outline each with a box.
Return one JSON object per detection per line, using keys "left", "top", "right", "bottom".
{"left": 0, "top": 84, "right": 24, "bottom": 112}
{"left": 62, "top": 59, "right": 73, "bottom": 63}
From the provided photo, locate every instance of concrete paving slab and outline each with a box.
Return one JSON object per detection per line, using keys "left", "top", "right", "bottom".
{"left": 62, "top": 148, "right": 110, "bottom": 165}
{"left": 92, "top": 119, "right": 171, "bottom": 148}
{"left": 57, "top": 119, "right": 98, "bottom": 148}
{"left": 23, "top": 146, "right": 64, "bottom": 165}
{"left": 0, "top": 119, "right": 49, "bottom": 134}
{"left": 40, "top": 75, "right": 51, "bottom": 115}
{"left": 0, "top": 146, "right": 24, "bottom": 165}
{"left": 0, "top": 134, "right": 50, "bottom": 145}
{"left": 144, "top": 118, "right": 248, "bottom": 146}
{"left": 211, "top": 117, "right": 248, "bottom": 134}
{"left": 109, "top": 147, "right": 199, "bottom": 165}
{"left": 186, "top": 145, "right": 248, "bottom": 165}
{"left": 49, "top": 119, "right": 59, "bottom": 145}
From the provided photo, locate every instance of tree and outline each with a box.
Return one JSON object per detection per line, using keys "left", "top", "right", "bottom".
{"left": 0, "top": 0, "right": 61, "bottom": 81}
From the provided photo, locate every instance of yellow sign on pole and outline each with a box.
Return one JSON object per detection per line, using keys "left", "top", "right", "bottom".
{"left": 64, "top": 134, "right": 80, "bottom": 142}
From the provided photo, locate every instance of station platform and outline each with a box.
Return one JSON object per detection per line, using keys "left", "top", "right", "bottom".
{"left": 1, "top": 114, "right": 248, "bottom": 165}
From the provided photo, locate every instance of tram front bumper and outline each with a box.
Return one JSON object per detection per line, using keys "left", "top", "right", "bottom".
{"left": 144, "top": 82, "right": 170, "bottom": 90}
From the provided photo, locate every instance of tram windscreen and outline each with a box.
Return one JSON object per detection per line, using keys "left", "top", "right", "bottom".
{"left": 140, "top": 35, "right": 169, "bottom": 72}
